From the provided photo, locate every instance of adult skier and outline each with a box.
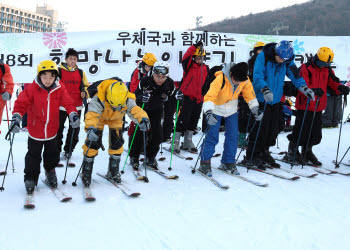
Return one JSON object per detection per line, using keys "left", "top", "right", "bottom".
{"left": 0, "top": 60, "right": 14, "bottom": 126}
{"left": 10, "top": 60, "right": 79, "bottom": 194}
{"left": 81, "top": 78, "right": 149, "bottom": 187}
{"left": 285, "top": 47, "right": 349, "bottom": 165}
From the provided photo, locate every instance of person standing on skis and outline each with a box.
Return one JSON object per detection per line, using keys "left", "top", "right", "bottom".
{"left": 198, "top": 62, "right": 260, "bottom": 176}
{"left": 81, "top": 78, "right": 149, "bottom": 187}
{"left": 285, "top": 47, "right": 349, "bottom": 165}
{"left": 10, "top": 60, "right": 79, "bottom": 194}
{"left": 174, "top": 41, "right": 208, "bottom": 153}
{"left": 0, "top": 60, "right": 14, "bottom": 127}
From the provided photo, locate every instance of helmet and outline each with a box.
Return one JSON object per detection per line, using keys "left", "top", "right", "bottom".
{"left": 193, "top": 47, "right": 206, "bottom": 56}
{"left": 275, "top": 40, "right": 294, "bottom": 61}
{"left": 105, "top": 80, "right": 129, "bottom": 110}
{"left": 153, "top": 61, "right": 169, "bottom": 76}
{"left": 142, "top": 53, "right": 157, "bottom": 66}
{"left": 37, "top": 60, "right": 59, "bottom": 75}
{"left": 316, "top": 47, "right": 334, "bottom": 64}
{"left": 254, "top": 41, "right": 265, "bottom": 48}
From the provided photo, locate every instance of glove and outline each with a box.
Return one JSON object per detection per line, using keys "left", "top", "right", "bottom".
{"left": 69, "top": 112, "right": 80, "bottom": 129}
{"left": 251, "top": 106, "right": 263, "bottom": 121}
{"left": 174, "top": 90, "right": 184, "bottom": 101}
{"left": 87, "top": 127, "right": 99, "bottom": 142}
{"left": 142, "top": 92, "right": 151, "bottom": 103}
{"left": 311, "top": 88, "right": 324, "bottom": 98}
{"left": 2, "top": 92, "right": 11, "bottom": 101}
{"left": 205, "top": 110, "right": 217, "bottom": 126}
{"left": 261, "top": 87, "right": 274, "bottom": 103}
{"left": 10, "top": 114, "right": 21, "bottom": 134}
{"left": 194, "top": 41, "right": 203, "bottom": 48}
{"left": 161, "top": 93, "right": 168, "bottom": 102}
{"left": 299, "top": 85, "right": 315, "bottom": 101}
{"left": 139, "top": 118, "right": 151, "bottom": 132}
{"left": 338, "top": 85, "right": 350, "bottom": 95}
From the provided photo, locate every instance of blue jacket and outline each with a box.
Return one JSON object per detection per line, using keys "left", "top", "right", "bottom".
{"left": 253, "top": 44, "right": 306, "bottom": 104}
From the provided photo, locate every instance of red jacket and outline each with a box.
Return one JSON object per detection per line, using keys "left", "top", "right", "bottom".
{"left": 130, "top": 62, "right": 147, "bottom": 93}
{"left": 296, "top": 63, "right": 341, "bottom": 112}
{"left": 0, "top": 64, "right": 14, "bottom": 96}
{"left": 13, "top": 79, "right": 77, "bottom": 141}
{"left": 180, "top": 45, "right": 208, "bottom": 103}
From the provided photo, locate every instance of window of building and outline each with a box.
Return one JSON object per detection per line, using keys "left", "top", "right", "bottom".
{"left": 6, "top": 8, "right": 9, "bottom": 12}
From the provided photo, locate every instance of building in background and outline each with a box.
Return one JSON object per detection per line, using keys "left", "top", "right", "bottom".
{"left": 0, "top": 3, "right": 64, "bottom": 33}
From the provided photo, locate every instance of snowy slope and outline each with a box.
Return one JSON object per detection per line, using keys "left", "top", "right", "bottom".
{"left": 1, "top": 116, "right": 350, "bottom": 250}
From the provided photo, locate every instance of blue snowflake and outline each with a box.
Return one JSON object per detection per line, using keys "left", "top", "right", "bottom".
{"left": 293, "top": 39, "right": 305, "bottom": 54}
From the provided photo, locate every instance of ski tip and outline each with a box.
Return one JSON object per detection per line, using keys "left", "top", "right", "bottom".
{"left": 24, "top": 204, "right": 35, "bottom": 209}
{"left": 260, "top": 184, "right": 269, "bottom": 187}
{"left": 130, "top": 192, "right": 141, "bottom": 198}
{"left": 56, "top": 164, "right": 64, "bottom": 168}
{"left": 185, "top": 157, "right": 193, "bottom": 160}
{"left": 167, "top": 175, "right": 179, "bottom": 180}
{"left": 68, "top": 164, "right": 76, "bottom": 168}
{"left": 308, "top": 174, "right": 318, "bottom": 178}
{"left": 85, "top": 197, "right": 96, "bottom": 202}
{"left": 291, "top": 176, "right": 300, "bottom": 180}
{"left": 158, "top": 157, "right": 166, "bottom": 161}
{"left": 222, "top": 186, "right": 230, "bottom": 190}
{"left": 61, "top": 197, "right": 72, "bottom": 202}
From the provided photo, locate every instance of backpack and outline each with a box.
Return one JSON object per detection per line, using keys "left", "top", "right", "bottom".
{"left": 87, "top": 76, "right": 123, "bottom": 98}
{"left": 201, "top": 65, "right": 225, "bottom": 96}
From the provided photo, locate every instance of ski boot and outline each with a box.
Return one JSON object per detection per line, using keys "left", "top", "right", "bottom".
{"left": 146, "top": 157, "right": 158, "bottom": 170}
{"left": 284, "top": 141, "right": 304, "bottom": 165}
{"left": 238, "top": 133, "right": 247, "bottom": 148}
{"left": 302, "top": 146, "right": 322, "bottom": 166}
{"left": 263, "top": 149, "right": 280, "bottom": 168}
{"left": 44, "top": 169, "right": 58, "bottom": 188}
{"left": 24, "top": 180, "right": 35, "bottom": 195}
{"left": 182, "top": 130, "right": 197, "bottom": 153}
{"left": 219, "top": 163, "right": 239, "bottom": 175}
{"left": 172, "top": 131, "right": 181, "bottom": 154}
{"left": 81, "top": 157, "right": 94, "bottom": 187}
{"left": 106, "top": 155, "right": 121, "bottom": 183}
{"left": 130, "top": 156, "right": 140, "bottom": 171}
{"left": 198, "top": 160, "right": 212, "bottom": 176}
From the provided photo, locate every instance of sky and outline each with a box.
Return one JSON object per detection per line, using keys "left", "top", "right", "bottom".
{"left": 2, "top": 0, "right": 309, "bottom": 31}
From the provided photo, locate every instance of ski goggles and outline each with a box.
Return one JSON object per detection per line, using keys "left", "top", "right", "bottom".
{"left": 153, "top": 66, "right": 169, "bottom": 76}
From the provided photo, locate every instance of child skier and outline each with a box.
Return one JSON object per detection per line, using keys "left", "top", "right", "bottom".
{"left": 0, "top": 61, "right": 14, "bottom": 126}
{"left": 10, "top": 60, "right": 80, "bottom": 194}
{"left": 130, "top": 62, "right": 183, "bottom": 169}
{"left": 199, "top": 62, "right": 260, "bottom": 176}
{"left": 129, "top": 53, "right": 157, "bottom": 93}
{"left": 81, "top": 78, "right": 149, "bottom": 187}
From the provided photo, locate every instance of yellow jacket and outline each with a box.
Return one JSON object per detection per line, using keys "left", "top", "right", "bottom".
{"left": 85, "top": 79, "right": 148, "bottom": 130}
{"left": 203, "top": 71, "right": 258, "bottom": 117}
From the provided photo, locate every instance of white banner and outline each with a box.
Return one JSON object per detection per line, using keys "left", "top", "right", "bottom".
{"left": 0, "top": 29, "right": 349, "bottom": 83}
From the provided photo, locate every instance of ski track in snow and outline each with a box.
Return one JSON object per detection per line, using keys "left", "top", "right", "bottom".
{"left": 1, "top": 116, "right": 350, "bottom": 250}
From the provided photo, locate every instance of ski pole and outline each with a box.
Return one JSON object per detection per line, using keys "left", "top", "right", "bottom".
{"left": 0, "top": 133, "right": 15, "bottom": 191}
{"left": 291, "top": 98, "right": 310, "bottom": 169}
{"left": 142, "top": 130, "right": 148, "bottom": 181}
{"left": 336, "top": 144, "right": 350, "bottom": 167}
{"left": 121, "top": 103, "right": 145, "bottom": 174}
{"left": 301, "top": 97, "right": 319, "bottom": 168}
{"left": 335, "top": 95, "right": 346, "bottom": 168}
{"left": 235, "top": 119, "right": 257, "bottom": 163}
{"left": 62, "top": 128, "right": 75, "bottom": 184}
{"left": 192, "top": 120, "right": 211, "bottom": 174}
{"left": 168, "top": 99, "right": 180, "bottom": 171}
{"left": 72, "top": 139, "right": 92, "bottom": 186}
{"left": 5, "top": 103, "right": 14, "bottom": 173}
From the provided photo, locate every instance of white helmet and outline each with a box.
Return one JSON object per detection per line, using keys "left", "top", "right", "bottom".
{"left": 153, "top": 61, "right": 169, "bottom": 76}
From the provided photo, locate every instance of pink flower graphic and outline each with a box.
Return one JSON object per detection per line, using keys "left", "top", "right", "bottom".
{"left": 42, "top": 32, "right": 67, "bottom": 49}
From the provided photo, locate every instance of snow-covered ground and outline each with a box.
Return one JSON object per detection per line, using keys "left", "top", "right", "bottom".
{"left": 1, "top": 113, "right": 350, "bottom": 250}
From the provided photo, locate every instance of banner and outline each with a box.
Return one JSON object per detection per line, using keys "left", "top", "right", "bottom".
{"left": 0, "top": 29, "right": 349, "bottom": 83}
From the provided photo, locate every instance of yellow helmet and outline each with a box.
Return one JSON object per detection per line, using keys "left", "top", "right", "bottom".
{"left": 106, "top": 80, "right": 129, "bottom": 109}
{"left": 142, "top": 53, "right": 157, "bottom": 66}
{"left": 37, "top": 60, "right": 59, "bottom": 75}
{"left": 254, "top": 41, "right": 266, "bottom": 48}
{"left": 317, "top": 47, "right": 334, "bottom": 63}
{"left": 193, "top": 47, "right": 206, "bottom": 56}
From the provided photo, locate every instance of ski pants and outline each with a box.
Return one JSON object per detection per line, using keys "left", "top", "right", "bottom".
{"left": 247, "top": 103, "right": 281, "bottom": 158}
{"left": 163, "top": 95, "right": 177, "bottom": 141}
{"left": 322, "top": 95, "right": 342, "bottom": 127}
{"left": 287, "top": 110, "right": 322, "bottom": 146}
{"left": 24, "top": 137, "right": 59, "bottom": 185}
{"left": 238, "top": 96, "right": 252, "bottom": 133}
{"left": 201, "top": 112, "right": 238, "bottom": 164}
{"left": 57, "top": 110, "right": 81, "bottom": 154}
{"left": 130, "top": 109, "right": 162, "bottom": 160}
{"left": 176, "top": 95, "right": 202, "bottom": 133}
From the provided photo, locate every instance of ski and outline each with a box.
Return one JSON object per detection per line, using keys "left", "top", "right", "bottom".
{"left": 236, "top": 163, "right": 300, "bottom": 181}
{"left": 83, "top": 186, "right": 96, "bottom": 202}
{"left": 333, "top": 160, "right": 350, "bottom": 168}
{"left": 0, "top": 171, "right": 5, "bottom": 176}
{"left": 97, "top": 173, "right": 140, "bottom": 197}
{"left": 216, "top": 167, "right": 268, "bottom": 187}
{"left": 132, "top": 169, "right": 149, "bottom": 182}
{"left": 273, "top": 159, "right": 318, "bottom": 178}
{"left": 24, "top": 193, "right": 35, "bottom": 209}
{"left": 146, "top": 165, "right": 179, "bottom": 180}
{"left": 164, "top": 148, "right": 193, "bottom": 160}
{"left": 42, "top": 179, "right": 72, "bottom": 202}
{"left": 195, "top": 169, "right": 229, "bottom": 190}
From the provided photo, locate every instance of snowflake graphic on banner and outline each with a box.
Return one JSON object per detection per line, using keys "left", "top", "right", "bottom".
{"left": 293, "top": 39, "right": 305, "bottom": 54}
{"left": 42, "top": 32, "right": 67, "bottom": 49}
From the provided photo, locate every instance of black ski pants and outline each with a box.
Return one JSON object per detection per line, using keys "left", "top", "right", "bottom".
{"left": 163, "top": 95, "right": 177, "bottom": 141}
{"left": 247, "top": 103, "right": 281, "bottom": 158}
{"left": 130, "top": 109, "right": 162, "bottom": 160}
{"left": 287, "top": 110, "right": 322, "bottom": 147}
{"left": 176, "top": 95, "right": 202, "bottom": 133}
{"left": 57, "top": 110, "right": 81, "bottom": 154}
{"left": 24, "top": 137, "right": 59, "bottom": 184}
{"left": 238, "top": 96, "right": 252, "bottom": 133}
